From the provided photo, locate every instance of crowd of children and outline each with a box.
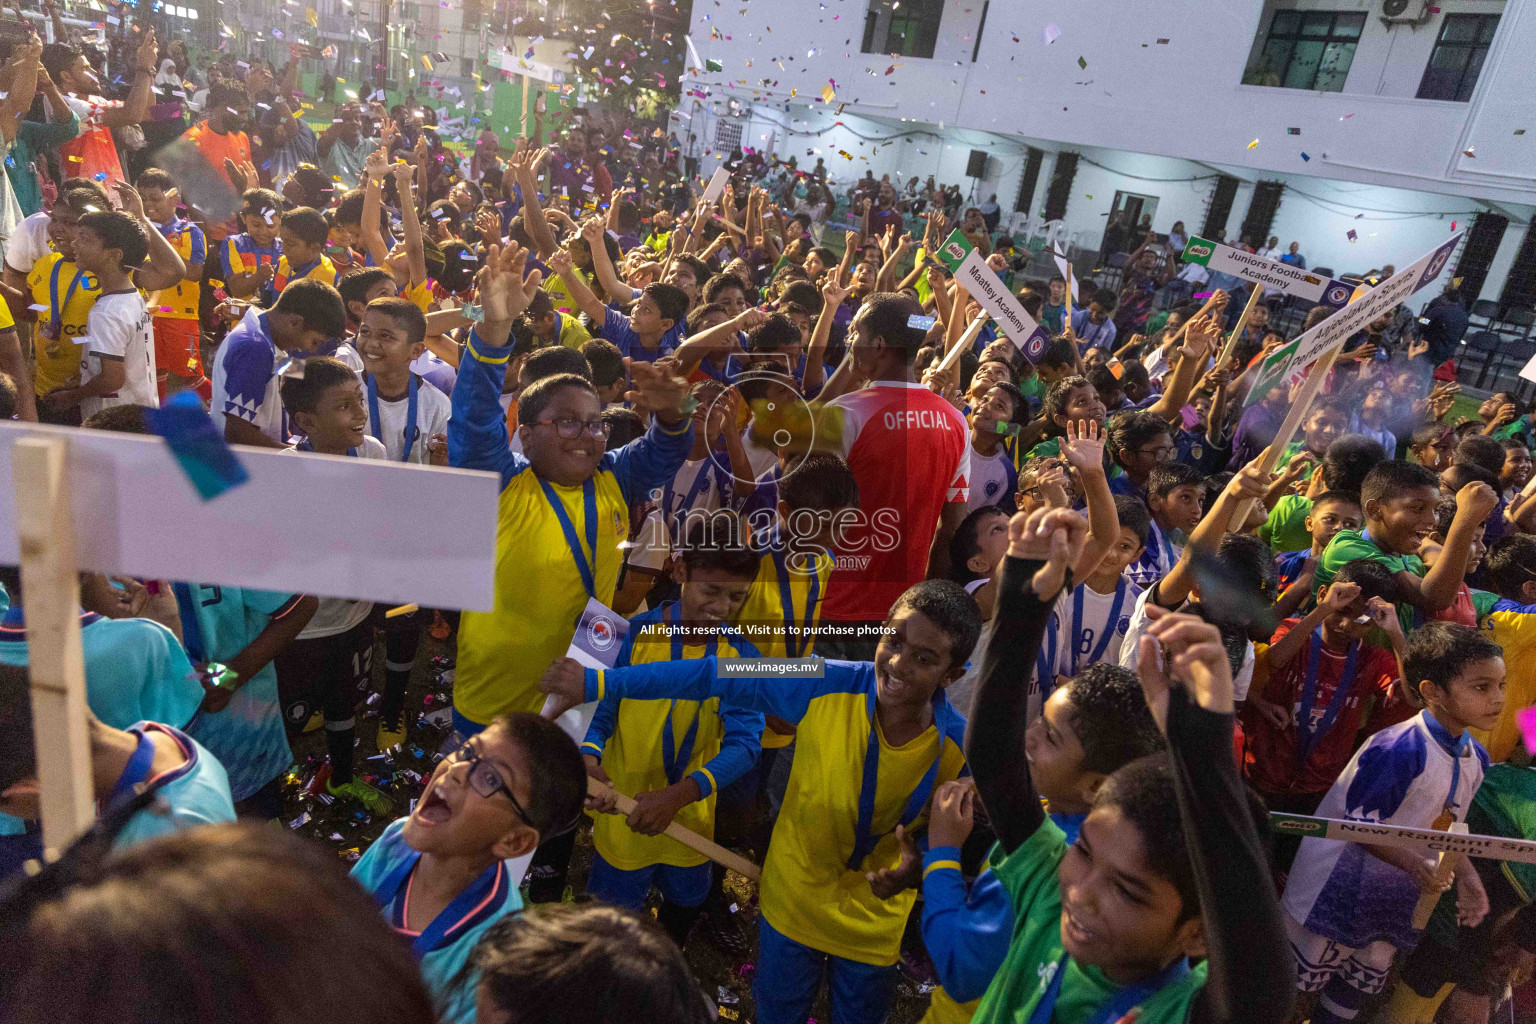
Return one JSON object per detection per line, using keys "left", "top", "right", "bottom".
{"left": 1, "top": 28, "right": 1535, "bottom": 1024}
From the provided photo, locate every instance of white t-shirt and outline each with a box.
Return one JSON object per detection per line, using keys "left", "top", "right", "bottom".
{"left": 967, "top": 444, "right": 1016, "bottom": 512}
{"left": 1051, "top": 577, "right": 1140, "bottom": 679}
{"left": 368, "top": 375, "right": 452, "bottom": 463}
{"left": 79, "top": 290, "right": 157, "bottom": 420}
{"left": 5, "top": 212, "right": 51, "bottom": 275}
{"left": 662, "top": 454, "right": 730, "bottom": 538}
{"left": 282, "top": 436, "right": 385, "bottom": 637}
{"left": 1118, "top": 586, "right": 1255, "bottom": 701}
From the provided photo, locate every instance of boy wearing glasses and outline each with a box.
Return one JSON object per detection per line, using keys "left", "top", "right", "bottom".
{"left": 351, "top": 712, "right": 588, "bottom": 1024}
{"left": 447, "top": 244, "right": 694, "bottom": 737}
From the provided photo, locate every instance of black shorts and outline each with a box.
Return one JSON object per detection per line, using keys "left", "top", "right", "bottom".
{"left": 274, "top": 618, "right": 375, "bottom": 733}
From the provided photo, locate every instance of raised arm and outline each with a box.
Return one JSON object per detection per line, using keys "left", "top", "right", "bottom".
{"left": 391, "top": 161, "right": 427, "bottom": 288}
{"left": 967, "top": 507, "right": 1087, "bottom": 853}
{"left": 1147, "top": 315, "right": 1218, "bottom": 421}
{"left": 512, "top": 146, "right": 560, "bottom": 260}
{"left": 1402, "top": 481, "right": 1500, "bottom": 611}
{"left": 0, "top": 35, "right": 42, "bottom": 145}
{"left": 1060, "top": 419, "right": 1120, "bottom": 578}
{"left": 581, "top": 218, "right": 634, "bottom": 305}
{"left": 359, "top": 146, "right": 392, "bottom": 270}
{"left": 803, "top": 277, "right": 850, "bottom": 396}
{"left": 100, "top": 29, "right": 157, "bottom": 127}
{"left": 116, "top": 181, "right": 187, "bottom": 292}
{"left": 1157, "top": 457, "right": 1272, "bottom": 608}
{"left": 1137, "top": 608, "right": 1294, "bottom": 1024}
{"left": 546, "top": 248, "right": 608, "bottom": 324}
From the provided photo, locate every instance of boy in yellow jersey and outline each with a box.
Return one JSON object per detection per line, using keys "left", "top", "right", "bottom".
{"left": 540, "top": 577, "right": 980, "bottom": 1024}
{"left": 447, "top": 243, "right": 693, "bottom": 738}
{"left": 137, "top": 168, "right": 207, "bottom": 401}
{"left": 264, "top": 206, "right": 339, "bottom": 305}
{"left": 581, "top": 520, "right": 765, "bottom": 946}
{"left": 1467, "top": 534, "right": 1536, "bottom": 761}
{"left": 734, "top": 452, "right": 859, "bottom": 789}
{"left": 26, "top": 189, "right": 102, "bottom": 422}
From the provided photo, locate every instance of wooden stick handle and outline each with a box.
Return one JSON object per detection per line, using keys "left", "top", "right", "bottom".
{"left": 586, "top": 775, "right": 762, "bottom": 882}
{"left": 1215, "top": 285, "right": 1264, "bottom": 370}
{"left": 1412, "top": 822, "right": 1468, "bottom": 929}
{"left": 934, "top": 315, "right": 989, "bottom": 377}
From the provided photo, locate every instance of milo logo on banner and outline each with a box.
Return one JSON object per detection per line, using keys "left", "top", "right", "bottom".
{"left": 1182, "top": 238, "right": 1215, "bottom": 264}
{"left": 935, "top": 229, "right": 975, "bottom": 273}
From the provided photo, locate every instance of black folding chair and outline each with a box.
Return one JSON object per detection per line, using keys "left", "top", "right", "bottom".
{"left": 1461, "top": 329, "right": 1506, "bottom": 388}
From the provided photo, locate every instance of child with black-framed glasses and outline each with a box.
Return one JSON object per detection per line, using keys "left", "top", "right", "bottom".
{"left": 351, "top": 712, "right": 587, "bottom": 1024}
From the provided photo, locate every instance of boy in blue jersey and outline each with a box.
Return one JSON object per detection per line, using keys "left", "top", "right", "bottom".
{"left": 0, "top": 663, "right": 236, "bottom": 855}
{"left": 221, "top": 187, "right": 282, "bottom": 300}
{"left": 546, "top": 247, "right": 688, "bottom": 363}
{"left": 446, "top": 242, "right": 693, "bottom": 736}
{"left": 541, "top": 578, "right": 980, "bottom": 1024}
{"left": 582, "top": 522, "right": 765, "bottom": 946}
{"left": 0, "top": 566, "right": 204, "bottom": 732}
{"left": 351, "top": 712, "right": 587, "bottom": 1024}
{"left": 177, "top": 584, "right": 317, "bottom": 817}
{"left": 1272, "top": 491, "right": 1363, "bottom": 620}
{"left": 918, "top": 662, "right": 1165, "bottom": 1024}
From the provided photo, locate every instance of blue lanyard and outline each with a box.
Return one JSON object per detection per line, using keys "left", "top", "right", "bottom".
{"left": 771, "top": 537, "right": 822, "bottom": 659}
{"left": 540, "top": 477, "right": 599, "bottom": 600}
{"left": 660, "top": 603, "right": 716, "bottom": 785}
{"left": 367, "top": 373, "right": 420, "bottom": 462}
{"left": 1037, "top": 613, "right": 1059, "bottom": 696}
{"left": 107, "top": 730, "right": 159, "bottom": 810}
{"left": 846, "top": 686, "right": 949, "bottom": 871}
{"left": 49, "top": 259, "right": 88, "bottom": 331}
{"left": 1438, "top": 721, "right": 1473, "bottom": 817}
{"left": 296, "top": 438, "right": 357, "bottom": 457}
{"left": 1149, "top": 519, "right": 1176, "bottom": 572}
{"left": 1029, "top": 954, "right": 1190, "bottom": 1024}
{"left": 1295, "top": 630, "right": 1359, "bottom": 767}
{"left": 371, "top": 848, "right": 503, "bottom": 958}
{"left": 1069, "top": 580, "right": 1129, "bottom": 675}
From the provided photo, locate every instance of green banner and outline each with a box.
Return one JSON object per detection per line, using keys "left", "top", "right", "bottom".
{"left": 1267, "top": 813, "right": 1329, "bottom": 838}
{"left": 1243, "top": 339, "right": 1299, "bottom": 408}
{"left": 1181, "top": 236, "right": 1217, "bottom": 267}
{"left": 934, "top": 229, "right": 975, "bottom": 274}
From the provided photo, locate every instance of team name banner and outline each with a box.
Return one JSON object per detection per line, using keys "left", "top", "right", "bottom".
{"left": 935, "top": 229, "right": 1050, "bottom": 363}
{"left": 1270, "top": 812, "right": 1536, "bottom": 866}
{"left": 1243, "top": 233, "right": 1463, "bottom": 407}
{"left": 1181, "top": 236, "right": 1354, "bottom": 308}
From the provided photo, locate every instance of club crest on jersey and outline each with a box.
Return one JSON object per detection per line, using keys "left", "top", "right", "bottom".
{"left": 587, "top": 614, "right": 619, "bottom": 653}
{"left": 1118, "top": 615, "right": 1132, "bottom": 635}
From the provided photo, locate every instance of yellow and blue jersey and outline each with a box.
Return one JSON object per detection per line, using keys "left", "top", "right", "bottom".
{"left": 264, "top": 252, "right": 339, "bottom": 304}
{"left": 582, "top": 602, "right": 764, "bottom": 869}
{"left": 112, "top": 722, "right": 237, "bottom": 852}
{"left": 1471, "top": 599, "right": 1536, "bottom": 762}
{"left": 919, "top": 845, "right": 1014, "bottom": 1024}
{"left": 446, "top": 328, "right": 693, "bottom": 726}
{"left": 352, "top": 817, "right": 522, "bottom": 1024}
{"left": 220, "top": 233, "right": 280, "bottom": 282}
{"left": 152, "top": 217, "right": 205, "bottom": 320}
{"left": 732, "top": 534, "right": 834, "bottom": 749}
{"left": 0, "top": 605, "right": 204, "bottom": 731}
{"left": 581, "top": 656, "right": 968, "bottom": 965}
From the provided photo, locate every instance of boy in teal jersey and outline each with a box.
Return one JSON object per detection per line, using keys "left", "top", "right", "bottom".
{"left": 0, "top": 663, "right": 236, "bottom": 854}
{"left": 1315, "top": 460, "right": 1498, "bottom": 635}
{"left": 542, "top": 578, "right": 979, "bottom": 1024}
{"left": 351, "top": 712, "right": 587, "bottom": 1024}
{"left": 964, "top": 506, "right": 1292, "bottom": 1024}
{"left": 447, "top": 243, "right": 693, "bottom": 734}
{"left": 0, "top": 568, "right": 203, "bottom": 732}
{"left": 583, "top": 522, "right": 765, "bottom": 946}
{"left": 175, "top": 584, "right": 317, "bottom": 814}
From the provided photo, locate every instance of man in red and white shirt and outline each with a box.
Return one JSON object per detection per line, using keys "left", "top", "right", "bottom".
{"left": 817, "top": 294, "right": 970, "bottom": 659}
{"left": 41, "top": 29, "right": 159, "bottom": 194}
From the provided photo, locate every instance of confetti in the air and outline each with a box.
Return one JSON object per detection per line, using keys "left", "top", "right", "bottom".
{"left": 1042, "top": 23, "right": 1060, "bottom": 44}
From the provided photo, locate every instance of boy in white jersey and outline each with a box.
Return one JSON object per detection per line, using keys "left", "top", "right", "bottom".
{"left": 272, "top": 357, "right": 392, "bottom": 813}
{"left": 355, "top": 296, "right": 451, "bottom": 464}
{"left": 1124, "top": 463, "right": 1202, "bottom": 590}
{"left": 966, "top": 381, "right": 1023, "bottom": 511}
{"left": 46, "top": 210, "right": 158, "bottom": 418}
{"left": 1048, "top": 494, "right": 1147, "bottom": 690}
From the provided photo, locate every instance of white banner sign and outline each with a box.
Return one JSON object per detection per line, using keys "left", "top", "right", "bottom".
{"left": 935, "top": 230, "right": 1050, "bottom": 363}
{"left": 0, "top": 420, "right": 501, "bottom": 611}
{"left": 1182, "top": 235, "right": 1354, "bottom": 308}
{"left": 1271, "top": 812, "right": 1536, "bottom": 866}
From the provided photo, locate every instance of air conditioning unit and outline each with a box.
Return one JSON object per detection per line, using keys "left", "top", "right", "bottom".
{"left": 1380, "top": 0, "right": 1430, "bottom": 24}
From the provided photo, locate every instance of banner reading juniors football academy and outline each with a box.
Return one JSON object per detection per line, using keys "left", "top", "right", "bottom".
{"left": 1243, "top": 233, "right": 1463, "bottom": 407}
{"left": 935, "top": 229, "right": 1051, "bottom": 363}
{"left": 1182, "top": 235, "right": 1356, "bottom": 309}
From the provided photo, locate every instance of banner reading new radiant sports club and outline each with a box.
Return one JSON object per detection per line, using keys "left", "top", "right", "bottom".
{"left": 1181, "top": 235, "right": 1356, "bottom": 309}
{"left": 1242, "top": 232, "right": 1463, "bottom": 407}
{"left": 935, "top": 229, "right": 1051, "bottom": 363}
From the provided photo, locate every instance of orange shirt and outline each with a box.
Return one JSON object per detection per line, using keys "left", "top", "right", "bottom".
{"left": 182, "top": 121, "right": 252, "bottom": 241}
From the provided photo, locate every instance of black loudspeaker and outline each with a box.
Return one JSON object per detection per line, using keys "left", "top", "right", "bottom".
{"left": 965, "top": 149, "right": 988, "bottom": 178}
